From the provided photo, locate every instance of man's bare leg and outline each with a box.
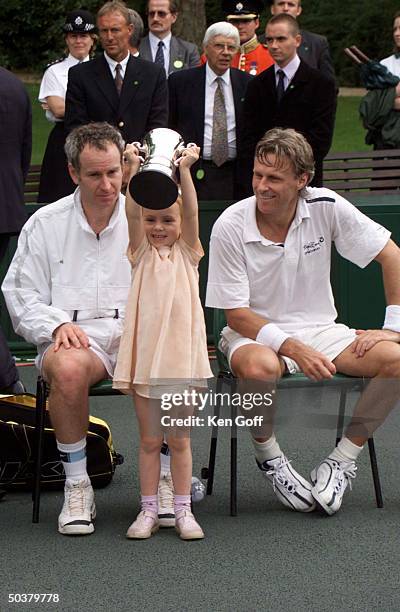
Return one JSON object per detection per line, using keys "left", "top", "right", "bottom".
{"left": 42, "top": 345, "right": 107, "bottom": 535}
{"left": 43, "top": 345, "right": 107, "bottom": 442}
{"left": 231, "top": 344, "right": 316, "bottom": 512}
{"left": 311, "top": 340, "right": 400, "bottom": 515}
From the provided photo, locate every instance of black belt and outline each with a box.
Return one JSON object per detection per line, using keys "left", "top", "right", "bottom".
{"left": 72, "top": 309, "right": 119, "bottom": 322}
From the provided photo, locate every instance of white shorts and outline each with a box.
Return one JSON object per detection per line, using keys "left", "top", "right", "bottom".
{"left": 36, "top": 317, "right": 124, "bottom": 378}
{"left": 220, "top": 324, "right": 357, "bottom": 374}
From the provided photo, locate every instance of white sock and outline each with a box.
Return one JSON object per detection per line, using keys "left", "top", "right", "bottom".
{"left": 329, "top": 437, "right": 363, "bottom": 464}
{"left": 57, "top": 438, "right": 89, "bottom": 482}
{"left": 160, "top": 441, "right": 171, "bottom": 475}
{"left": 253, "top": 434, "right": 282, "bottom": 464}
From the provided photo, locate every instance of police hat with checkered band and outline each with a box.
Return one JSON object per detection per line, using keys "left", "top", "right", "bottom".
{"left": 222, "top": 0, "right": 265, "bottom": 19}
{"left": 63, "top": 9, "right": 96, "bottom": 33}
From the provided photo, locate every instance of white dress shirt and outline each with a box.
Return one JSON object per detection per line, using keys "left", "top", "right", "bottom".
{"left": 149, "top": 31, "right": 171, "bottom": 69}
{"left": 274, "top": 54, "right": 301, "bottom": 91}
{"left": 104, "top": 51, "right": 130, "bottom": 80}
{"left": 203, "top": 63, "right": 236, "bottom": 160}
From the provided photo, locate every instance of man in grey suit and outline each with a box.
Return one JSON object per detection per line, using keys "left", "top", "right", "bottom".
{"left": 266, "top": 0, "right": 335, "bottom": 82}
{"left": 139, "top": 0, "right": 200, "bottom": 75}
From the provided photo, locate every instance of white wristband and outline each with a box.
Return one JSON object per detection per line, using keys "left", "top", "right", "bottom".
{"left": 256, "top": 323, "right": 289, "bottom": 353}
{"left": 383, "top": 305, "right": 400, "bottom": 332}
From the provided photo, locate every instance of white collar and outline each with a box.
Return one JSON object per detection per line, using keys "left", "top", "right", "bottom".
{"left": 149, "top": 30, "right": 172, "bottom": 51}
{"left": 274, "top": 53, "right": 300, "bottom": 82}
{"left": 74, "top": 188, "right": 124, "bottom": 233}
{"left": 65, "top": 53, "right": 90, "bottom": 66}
{"left": 103, "top": 51, "right": 130, "bottom": 70}
{"left": 243, "top": 194, "right": 309, "bottom": 244}
{"left": 205, "top": 62, "right": 230, "bottom": 86}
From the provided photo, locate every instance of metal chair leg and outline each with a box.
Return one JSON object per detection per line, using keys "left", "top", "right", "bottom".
{"left": 205, "top": 374, "right": 222, "bottom": 495}
{"left": 230, "top": 398, "right": 237, "bottom": 517}
{"left": 367, "top": 438, "right": 383, "bottom": 508}
{"left": 335, "top": 387, "right": 347, "bottom": 445}
{"left": 32, "top": 377, "right": 47, "bottom": 523}
{"left": 335, "top": 381, "right": 383, "bottom": 508}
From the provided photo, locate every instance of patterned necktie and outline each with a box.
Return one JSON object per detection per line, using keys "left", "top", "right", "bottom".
{"left": 115, "top": 63, "right": 123, "bottom": 95}
{"left": 276, "top": 69, "right": 285, "bottom": 104}
{"left": 211, "top": 77, "right": 229, "bottom": 167}
{"left": 155, "top": 40, "right": 165, "bottom": 70}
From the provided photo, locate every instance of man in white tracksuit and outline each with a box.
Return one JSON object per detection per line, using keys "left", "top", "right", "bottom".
{"left": 3, "top": 123, "right": 131, "bottom": 535}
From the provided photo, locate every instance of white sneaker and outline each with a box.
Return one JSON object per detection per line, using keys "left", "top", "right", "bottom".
{"left": 58, "top": 479, "right": 96, "bottom": 535}
{"left": 257, "top": 455, "right": 316, "bottom": 512}
{"left": 158, "top": 472, "right": 175, "bottom": 527}
{"left": 175, "top": 510, "right": 204, "bottom": 540}
{"left": 311, "top": 458, "right": 357, "bottom": 515}
{"left": 126, "top": 510, "right": 159, "bottom": 539}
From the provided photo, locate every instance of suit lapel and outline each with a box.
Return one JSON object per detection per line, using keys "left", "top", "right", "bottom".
{"left": 230, "top": 68, "right": 246, "bottom": 119}
{"left": 139, "top": 37, "right": 152, "bottom": 61}
{"left": 194, "top": 65, "right": 206, "bottom": 145}
{"left": 168, "top": 37, "right": 178, "bottom": 74}
{"left": 283, "top": 60, "right": 308, "bottom": 99}
{"left": 118, "top": 55, "right": 141, "bottom": 114}
{"left": 94, "top": 55, "right": 120, "bottom": 112}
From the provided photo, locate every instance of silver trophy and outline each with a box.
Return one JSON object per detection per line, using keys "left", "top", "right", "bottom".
{"left": 128, "top": 128, "right": 196, "bottom": 209}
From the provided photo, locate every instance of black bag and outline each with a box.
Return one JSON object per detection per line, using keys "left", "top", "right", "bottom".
{"left": 0, "top": 394, "right": 124, "bottom": 491}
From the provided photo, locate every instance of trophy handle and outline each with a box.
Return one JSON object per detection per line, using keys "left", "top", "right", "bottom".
{"left": 174, "top": 142, "right": 198, "bottom": 166}
{"left": 131, "top": 141, "right": 147, "bottom": 164}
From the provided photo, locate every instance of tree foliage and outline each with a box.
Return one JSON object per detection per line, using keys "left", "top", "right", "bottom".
{"left": 1, "top": 0, "right": 400, "bottom": 84}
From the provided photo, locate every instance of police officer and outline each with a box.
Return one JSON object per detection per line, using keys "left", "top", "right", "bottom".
{"left": 37, "top": 9, "right": 97, "bottom": 203}
{"left": 223, "top": 0, "right": 274, "bottom": 75}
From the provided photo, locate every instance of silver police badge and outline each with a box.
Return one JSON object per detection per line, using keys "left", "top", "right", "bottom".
{"left": 236, "top": 2, "right": 244, "bottom": 10}
{"left": 74, "top": 16, "right": 83, "bottom": 25}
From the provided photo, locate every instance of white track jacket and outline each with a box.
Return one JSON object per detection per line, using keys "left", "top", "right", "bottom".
{"left": 2, "top": 189, "right": 131, "bottom": 356}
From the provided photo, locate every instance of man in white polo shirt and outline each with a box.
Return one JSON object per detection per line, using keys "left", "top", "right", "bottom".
{"left": 206, "top": 127, "right": 400, "bottom": 516}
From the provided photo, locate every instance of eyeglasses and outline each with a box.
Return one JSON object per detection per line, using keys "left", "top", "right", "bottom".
{"left": 148, "top": 10, "right": 170, "bottom": 18}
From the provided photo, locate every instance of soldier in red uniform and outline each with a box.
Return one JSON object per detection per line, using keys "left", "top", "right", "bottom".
{"left": 224, "top": 0, "right": 274, "bottom": 75}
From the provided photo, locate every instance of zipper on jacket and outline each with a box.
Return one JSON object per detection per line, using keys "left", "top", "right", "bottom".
{"left": 96, "top": 233, "right": 100, "bottom": 317}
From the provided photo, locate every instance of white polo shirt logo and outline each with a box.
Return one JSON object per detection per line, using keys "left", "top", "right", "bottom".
{"left": 303, "top": 236, "right": 325, "bottom": 255}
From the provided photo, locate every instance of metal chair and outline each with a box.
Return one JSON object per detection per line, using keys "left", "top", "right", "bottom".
{"left": 32, "top": 376, "right": 122, "bottom": 523}
{"left": 201, "top": 309, "right": 383, "bottom": 516}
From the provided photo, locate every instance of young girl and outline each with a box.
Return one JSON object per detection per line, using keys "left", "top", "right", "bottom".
{"left": 113, "top": 144, "right": 213, "bottom": 540}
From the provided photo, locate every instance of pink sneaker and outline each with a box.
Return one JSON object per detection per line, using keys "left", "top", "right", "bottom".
{"left": 175, "top": 510, "right": 204, "bottom": 540}
{"left": 126, "top": 510, "right": 159, "bottom": 539}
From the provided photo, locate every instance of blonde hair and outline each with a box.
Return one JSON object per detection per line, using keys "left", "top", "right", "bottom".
{"left": 255, "top": 127, "right": 315, "bottom": 185}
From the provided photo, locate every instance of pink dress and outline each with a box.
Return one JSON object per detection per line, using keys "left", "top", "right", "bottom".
{"left": 113, "top": 236, "right": 213, "bottom": 397}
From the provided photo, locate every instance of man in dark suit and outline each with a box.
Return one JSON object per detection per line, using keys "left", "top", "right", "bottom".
{"left": 139, "top": 0, "right": 199, "bottom": 75}
{"left": 168, "top": 22, "right": 252, "bottom": 201}
{"left": 65, "top": 1, "right": 168, "bottom": 143}
{"left": 268, "top": 0, "right": 335, "bottom": 82}
{"left": 239, "top": 13, "right": 336, "bottom": 195}
{"left": 0, "top": 67, "right": 31, "bottom": 393}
